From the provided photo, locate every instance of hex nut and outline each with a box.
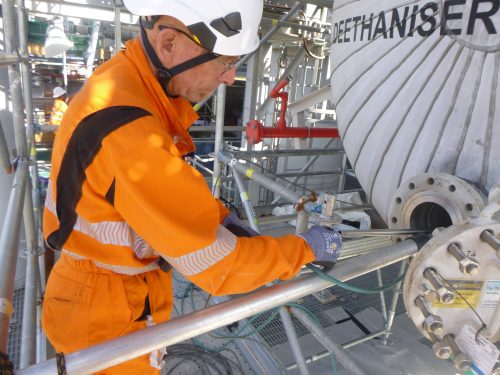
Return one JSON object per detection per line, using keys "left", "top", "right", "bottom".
{"left": 436, "top": 287, "right": 456, "bottom": 304}
{"left": 453, "top": 353, "right": 472, "bottom": 371}
{"left": 432, "top": 341, "right": 452, "bottom": 359}
{"left": 458, "top": 258, "right": 480, "bottom": 276}
{"left": 423, "top": 315, "right": 444, "bottom": 335}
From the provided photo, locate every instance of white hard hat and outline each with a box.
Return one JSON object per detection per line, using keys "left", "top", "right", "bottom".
{"left": 52, "top": 87, "right": 66, "bottom": 98}
{"left": 123, "top": 0, "right": 263, "bottom": 56}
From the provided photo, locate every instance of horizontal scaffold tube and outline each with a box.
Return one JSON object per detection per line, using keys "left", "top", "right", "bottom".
{"left": 219, "top": 151, "right": 314, "bottom": 209}
{"left": 19, "top": 239, "right": 420, "bottom": 375}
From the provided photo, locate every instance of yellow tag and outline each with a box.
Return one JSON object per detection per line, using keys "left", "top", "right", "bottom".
{"left": 241, "top": 192, "right": 249, "bottom": 201}
{"left": 192, "top": 35, "right": 202, "bottom": 45}
{"left": 432, "top": 279, "right": 484, "bottom": 309}
{"left": 246, "top": 169, "right": 254, "bottom": 179}
{"left": 0, "top": 298, "right": 13, "bottom": 316}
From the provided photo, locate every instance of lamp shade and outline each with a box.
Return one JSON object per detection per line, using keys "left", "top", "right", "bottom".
{"left": 44, "top": 24, "right": 74, "bottom": 58}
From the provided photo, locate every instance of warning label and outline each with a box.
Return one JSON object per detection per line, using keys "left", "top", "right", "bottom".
{"left": 432, "top": 279, "right": 483, "bottom": 309}
{"left": 479, "top": 280, "right": 500, "bottom": 308}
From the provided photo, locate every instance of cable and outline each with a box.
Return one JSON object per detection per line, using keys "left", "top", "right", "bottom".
{"left": 436, "top": 270, "right": 488, "bottom": 341}
{"left": 219, "top": 195, "right": 242, "bottom": 218}
{"left": 165, "top": 343, "right": 242, "bottom": 375}
{"left": 307, "top": 264, "right": 406, "bottom": 294}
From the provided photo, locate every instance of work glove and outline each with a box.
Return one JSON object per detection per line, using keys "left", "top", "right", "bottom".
{"left": 223, "top": 212, "right": 260, "bottom": 237}
{"left": 298, "top": 225, "right": 342, "bottom": 269}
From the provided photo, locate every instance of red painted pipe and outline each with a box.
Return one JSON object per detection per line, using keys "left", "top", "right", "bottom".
{"left": 245, "top": 75, "right": 340, "bottom": 145}
{"left": 246, "top": 119, "right": 339, "bottom": 145}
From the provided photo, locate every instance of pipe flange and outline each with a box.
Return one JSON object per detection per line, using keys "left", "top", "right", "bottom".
{"left": 388, "top": 173, "right": 486, "bottom": 242}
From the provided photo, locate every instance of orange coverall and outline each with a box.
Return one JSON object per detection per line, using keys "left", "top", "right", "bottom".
{"left": 49, "top": 98, "right": 68, "bottom": 126}
{"left": 42, "top": 37, "right": 314, "bottom": 374}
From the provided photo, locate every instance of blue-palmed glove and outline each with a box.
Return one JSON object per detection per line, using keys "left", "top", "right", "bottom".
{"left": 298, "top": 225, "right": 342, "bottom": 269}
{"left": 223, "top": 212, "right": 260, "bottom": 237}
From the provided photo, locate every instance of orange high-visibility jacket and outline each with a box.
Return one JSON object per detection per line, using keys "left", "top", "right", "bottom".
{"left": 49, "top": 98, "right": 68, "bottom": 126}
{"left": 43, "top": 37, "right": 315, "bottom": 297}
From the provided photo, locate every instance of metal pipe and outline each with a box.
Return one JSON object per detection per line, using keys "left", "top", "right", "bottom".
{"left": 295, "top": 209, "right": 309, "bottom": 234}
{"left": 16, "top": 0, "right": 36, "bottom": 153}
{"left": 231, "top": 148, "right": 343, "bottom": 158}
{"left": 261, "top": 18, "right": 327, "bottom": 34}
{"left": 114, "top": 0, "right": 122, "bottom": 55}
{"left": 340, "top": 229, "right": 429, "bottom": 238}
{"left": 257, "top": 48, "right": 307, "bottom": 116}
{"left": 0, "top": 120, "right": 13, "bottom": 173}
{"left": 376, "top": 269, "right": 388, "bottom": 324}
{"left": 4, "top": 0, "right": 28, "bottom": 158}
{"left": 19, "top": 239, "right": 420, "bottom": 375}
{"left": 237, "top": 2, "right": 304, "bottom": 69}
{"left": 383, "top": 261, "right": 406, "bottom": 344}
{"left": 337, "top": 153, "right": 348, "bottom": 194}
{"left": 220, "top": 153, "right": 314, "bottom": 210}
{"left": 232, "top": 170, "right": 260, "bottom": 232}
{"left": 0, "top": 52, "right": 21, "bottom": 66}
{"left": 246, "top": 119, "right": 340, "bottom": 145}
{"left": 286, "top": 329, "right": 387, "bottom": 371}
{"left": 342, "top": 329, "right": 387, "bottom": 349}
{"left": 290, "top": 307, "right": 368, "bottom": 375}
{"left": 212, "top": 85, "right": 226, "bottom": 199}
{"left": 272, "top": 138, "right": 337, "bottom": 204}
{"left": 20, "top": 240, "right": 39, "bottom": 368}
{"left": 10, "top": 2, "right": 42, "bottom": 365}
{"left": 280, "top": 308, "right": 310, "bottom": 375}
{"left": 0, "top": 162, "right": 29, "bottom": 353}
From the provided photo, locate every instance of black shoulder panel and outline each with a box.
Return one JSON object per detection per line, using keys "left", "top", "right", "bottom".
{"left": 47, "top": 106, "right": 151, "bottom": 250}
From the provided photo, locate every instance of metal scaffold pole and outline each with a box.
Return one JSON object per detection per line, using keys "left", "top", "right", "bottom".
{"left": 0, "top": 162, "right": 29, "bottom": 353}
{"left": 212, "top": 84, "right": 226, "bottom": 198}
{"left": 2, "top": 0, "right": 42, "bottom": 366}
{"left": 19, "top": 239, "right": 421, "bottom": 375}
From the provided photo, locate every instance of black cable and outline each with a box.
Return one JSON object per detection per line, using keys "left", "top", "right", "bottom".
{"left": 219, "top": 196, "right": 242, "bottom": 219}
{"left": 165, "top": 343, "right": 242, "bottom": 375}
{"left": 56, "top": 352, "right": 67, "bottom": 375}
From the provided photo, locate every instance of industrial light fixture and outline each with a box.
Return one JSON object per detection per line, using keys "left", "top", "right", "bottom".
{"left": 44, "top": 18, "right": 74, "bottom": 58}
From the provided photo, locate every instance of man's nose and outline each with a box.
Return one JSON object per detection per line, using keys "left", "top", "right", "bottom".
{"left": 219, "top": 67, "right": 236, "bottom": 85}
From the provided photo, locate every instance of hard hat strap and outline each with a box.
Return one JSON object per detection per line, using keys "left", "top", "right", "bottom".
{"left": 140, "top": 20, "right": 218, "bottom": 97}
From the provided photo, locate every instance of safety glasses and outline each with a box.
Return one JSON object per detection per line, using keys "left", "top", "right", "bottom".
{"left": 158, "top": 24, "right": 240, "bottom": 74}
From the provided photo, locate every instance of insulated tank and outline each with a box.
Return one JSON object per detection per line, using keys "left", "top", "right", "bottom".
{"left": 329, "top": 0, "right": 500, "bottom": 223}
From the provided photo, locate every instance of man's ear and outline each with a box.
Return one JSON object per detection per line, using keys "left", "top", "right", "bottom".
{"left": 156, "top": 28, "right": 177, "bottom": 64}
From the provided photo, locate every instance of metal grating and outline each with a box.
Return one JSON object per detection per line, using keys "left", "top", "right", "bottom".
{"left": 7, "top": 287, "right": 25, "bottom": 370}
{"left": 248, "top": 263, "right": 406, "bottom": 347}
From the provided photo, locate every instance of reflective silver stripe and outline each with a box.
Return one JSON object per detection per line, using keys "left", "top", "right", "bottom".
{"left": 45, "top": 181, "right": 157, "bottom": 259}
{"left": 163, "top": 226, "right": 237, "bottom": 276}
{"left": 46, "top": 182, "right": 237, "bottom": 276}
{"left": 62, "top": 250, "right": 159, "bottom": 275}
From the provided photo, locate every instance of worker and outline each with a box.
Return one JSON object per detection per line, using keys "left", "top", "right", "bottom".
{"left": 41, "top": 1, "right": 342, "bottom": 373}
{"left": 35, "top": 87, "right": 69, "bottom": 144}
{"left": 49, "top": 86, "right": 69, "bottom": 126}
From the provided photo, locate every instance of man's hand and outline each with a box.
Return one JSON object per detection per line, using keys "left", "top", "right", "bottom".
{"left": 223, "top": 212, "right": 260, "bottom": 237}
{"left": 298, "top": 225, "right": 342, "bottom": 269}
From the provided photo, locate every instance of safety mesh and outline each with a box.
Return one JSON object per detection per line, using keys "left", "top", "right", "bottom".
{"left": 247, "top": 263, "right": 406, "bottom": 347}
{"left": 7, "top": 287, "right": 25, "bottom": 370}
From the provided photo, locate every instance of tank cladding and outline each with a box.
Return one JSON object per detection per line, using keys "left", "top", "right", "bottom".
{"left": 329, "top": 2, "right": 500, "bottom": 371}
{"left": 329, "top": 0, "right": 500, "bottom": 224}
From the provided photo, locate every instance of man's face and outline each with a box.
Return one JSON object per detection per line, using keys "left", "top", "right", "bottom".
{"left": 155, "top": 24, "right": 240, "bottom": 102}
